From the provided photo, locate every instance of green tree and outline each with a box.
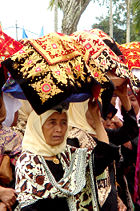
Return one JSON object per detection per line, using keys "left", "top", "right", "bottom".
{"left": 132, "top": 0, "right": 140, "bottom": 33}
{"left": 49, "top": 0, "right": 139, "bottom": 41}
{"left": 92, "top": 16, "right": 126, "bottom": 44}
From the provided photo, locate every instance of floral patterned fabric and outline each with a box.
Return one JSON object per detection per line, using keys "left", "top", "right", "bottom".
{"left": 0, "top": 125, "right": 22, "bottom": 165}
{"left": 2, "top": 33, "right": 101, "bottom": 114}
{"left": 15, "top": 145, "right": 101, "bottom": 211}
{"left": 2, "top": 30, "right": 139, "bottom": 115}
{"left": 68, "top": 127, "right": 111, "bottom": 207}
{"left": 70, "top": 30, "right": 139, "bottom": 93}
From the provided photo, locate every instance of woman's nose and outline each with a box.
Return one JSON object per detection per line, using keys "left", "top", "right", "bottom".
{"left": 55, "top": 124, "right": 62, "bottom": 132}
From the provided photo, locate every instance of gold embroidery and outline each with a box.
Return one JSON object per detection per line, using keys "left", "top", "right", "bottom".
{"left": 12, "top": 62, "right": 19, "bottom": 70}
{"left": 27, "top": 61, "right": 47, "bottom": 79}
{"left": 30, "top": 77, "right": 63, "bottom": 104}
{"left": 11, "top": 44, "right": 33, "bottom": 61}
{"left": 29, "top": 33, "right": 83, "bottom": 65}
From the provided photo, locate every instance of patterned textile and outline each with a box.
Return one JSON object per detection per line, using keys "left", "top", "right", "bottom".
{"left": 118, "top": 42, "right": 140, "bottom": 71}
{"left": 68, "top": 127, "right": 97, "bottom": 149}
{"left": 2, "top": 32, "right": 100, "bottom": 114}
{"left": 134, "top": 129, "right": 140, "bottom": 206}
{"left": 0, "top": 31, "right": 23, "bottom": 65}
{"left": 89, "top": 29, "right": 114, "bottom": 43}
{"left": 15, "top": 146, "right": 101, "bottom": 211}
{"left": 70, "top": 30, "right": 139, "bottom": 94}
{"left": 89, "top": 29, "right": 123, "bottom": 58}
{"left": 0, "top": 125, "right": 22, "bottom": 165}
{"left": 0, "top": 31, "right": 23, "bottom": 89}
{"left": 68, "top": 127, "right": 111, "bottom": 207}
{"left": 2, "top": 30, "right": 139, "bottom": 115}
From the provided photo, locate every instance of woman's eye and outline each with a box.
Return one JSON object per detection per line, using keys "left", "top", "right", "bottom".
{"left": 50, "top": 121, "right": 56, "bottom": 125}
{"left": 62, "top": 121, "right": 67, "bottom": 125}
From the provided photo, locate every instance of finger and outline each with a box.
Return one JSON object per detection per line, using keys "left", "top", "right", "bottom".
{"left": 11, "top": 197, "right": 16, "bottom": 205}
{"left": 9, "top": 198, "right": 16, "bottom": 206}
{"left": 6, "top": 203, "right": 12, "bottom": 211}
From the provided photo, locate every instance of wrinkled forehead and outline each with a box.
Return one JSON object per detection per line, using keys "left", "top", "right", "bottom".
{"left": 41, "top": 109, "right": 68, "bottom": 125}
{"left": 47, "top": 111, "right": 67, "bottom": 120}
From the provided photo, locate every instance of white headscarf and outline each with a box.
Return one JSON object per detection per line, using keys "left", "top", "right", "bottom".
{"left": 2, "top": 93, "right": 21, "bottom": 126}
{"left": 22, "top": 109, "right": 68, "bottom": 156}
{"left": 68, "top": 99, "right": 96, "bottom": 135}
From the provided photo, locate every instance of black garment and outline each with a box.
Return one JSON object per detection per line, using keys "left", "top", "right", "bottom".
{"left": 92, "top": 140, "right": 120, "bottom": 176}
{"left": 67, "top": 138, "right": 120, "bottom": 211}
{"left": 100, "top": 163, "right": 118, "bottom": 211}
{"left": 21, "top": 198, "right": 69, "bottom": 211}
{"left": 92, "top": 140, "right": 119, "bottom": 211}
{"left": 106, "top": 107, "right": 139, "bottom": 208}
{"left": 106, "top": 107, "right": 139, "bottom": 146}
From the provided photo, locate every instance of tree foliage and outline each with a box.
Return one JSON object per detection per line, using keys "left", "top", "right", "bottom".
{"left": 92, "top": 0, "right": 140, "bottom": 43}
{"left": 48, "top": 0, "right": 140, "bottom": 40}
{"left": 132, "top": 0, "right": 140, "bottom": 33}
{"left": 92, "top": 16, "right": 126, "bottom": 44}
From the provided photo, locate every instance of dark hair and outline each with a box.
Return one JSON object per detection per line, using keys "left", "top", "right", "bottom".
{"left": 52, "top": 102, "right": 69, "bottom": 113}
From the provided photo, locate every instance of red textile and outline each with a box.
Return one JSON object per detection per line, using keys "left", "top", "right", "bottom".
{"left": 118, "top": 42, "right": 140, "bottom": 71}
{"left": 0, "top": 31, "right": 23, "bottom": 66}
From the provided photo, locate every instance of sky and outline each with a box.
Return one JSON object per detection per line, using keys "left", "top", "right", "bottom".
{"left": 0, "top": 0, "right": 109, "bottom": 40}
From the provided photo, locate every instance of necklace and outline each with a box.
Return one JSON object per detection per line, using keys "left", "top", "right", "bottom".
{"left": 52, "top": 157, "right": 60, "bottom": 164}
{"left": 44, "top": 156, "right": 60, "bottom": 164}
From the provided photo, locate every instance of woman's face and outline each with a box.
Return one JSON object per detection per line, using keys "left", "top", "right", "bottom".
{"left": 42, "top": 112, "right": 68, "bottom": 146}
{"left": 129, "top": 94, "right": 139, "bottom": 115}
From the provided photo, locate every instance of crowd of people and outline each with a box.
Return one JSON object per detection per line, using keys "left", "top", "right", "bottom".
{"left": 0, "top": 28, "right": 139, "bottom": 211}
{"left": 0, "top": 81, "right": 139, "bottom": 211}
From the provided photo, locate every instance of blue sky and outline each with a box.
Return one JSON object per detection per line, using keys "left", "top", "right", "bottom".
{"left": 0, "top": 0, "right": 108, "bottom": 40}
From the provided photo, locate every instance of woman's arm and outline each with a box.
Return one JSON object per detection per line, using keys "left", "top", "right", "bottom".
{"left": 114, "top": 81, "right": 131, "bottom": 112}
{"left": 88, "top": 99, "right": 109, "bottom": 144}
{"left": 107, "top": 82, "right": 139, "bottom": 145}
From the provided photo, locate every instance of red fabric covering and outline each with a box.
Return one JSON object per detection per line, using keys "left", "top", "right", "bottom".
{"left": 118, "top": 42, "right": 140, "bottom": 71}
{"left": 0, "top": 31, "right": 23, "bottom": 67}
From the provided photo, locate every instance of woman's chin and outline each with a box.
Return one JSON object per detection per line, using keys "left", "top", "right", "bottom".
{"left": 51, "top": 138, "right": 64, "bottom": 146}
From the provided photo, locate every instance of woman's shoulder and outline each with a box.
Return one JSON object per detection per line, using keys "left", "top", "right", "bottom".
{"left": 17, "top": 151, "right": 41, "bottom": 165}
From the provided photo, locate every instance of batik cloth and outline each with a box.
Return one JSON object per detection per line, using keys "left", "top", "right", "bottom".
{"left": 68, "top": 127, "right": 111, "bottom": 207}
{"left": 0, "top": 125, "right": 22, "bottom": 165}
{"left": 15, "top": 146, "right": 105, "bottom": 211}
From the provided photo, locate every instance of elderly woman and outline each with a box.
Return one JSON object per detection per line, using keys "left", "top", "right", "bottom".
{"left": 0, "top": 94, "right": 23, "bottom": 211}
{"left": 15, "top": 100, "right": 120, "bottom": 211}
